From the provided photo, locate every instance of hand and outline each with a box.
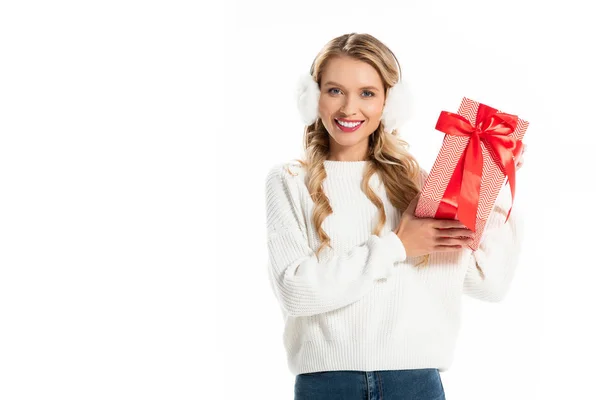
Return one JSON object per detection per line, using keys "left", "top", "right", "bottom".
{"left": 394, "top": 194, "right": 475, "bottom": 258}
{"left": 515, "top": 143, "right": 527, "bottom": 171}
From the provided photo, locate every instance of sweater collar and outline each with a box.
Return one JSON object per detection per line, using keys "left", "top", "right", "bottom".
{"left": 323, "top": 160, "right": 368, "bottom": 178}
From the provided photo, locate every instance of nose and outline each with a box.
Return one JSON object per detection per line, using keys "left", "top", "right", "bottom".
{"left": 340, "top": 94, "right": 359, "bottom": 116}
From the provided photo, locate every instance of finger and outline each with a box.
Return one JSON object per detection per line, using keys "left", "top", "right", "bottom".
{"left": 435, "top": 219, "right": 471, "bottom": 230}
{"left": 435, "top": 236, "right": 472, "bottom": 246}
{"left": 432, "top": 244, "right": 464, "bottom": 252}
{"left": 435, "top": 228, "right": 475, "bottom": 238}
{"left": 518, "top": 145, "right": 526, "bottom": 162}
{"left": 404, "top": 193, "right": 420, "bottom": 214}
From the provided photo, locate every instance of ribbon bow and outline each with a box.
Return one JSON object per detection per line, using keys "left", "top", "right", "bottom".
{"left": 434, "top": 103, "right": 521, "bottom": 231}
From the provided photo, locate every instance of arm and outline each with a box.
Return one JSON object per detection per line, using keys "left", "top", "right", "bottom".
{"left": 265, "top": 163, "right": 407, "bottom": 317}
{"left": 462, "top": 184, "right": 524, "bottom": 302}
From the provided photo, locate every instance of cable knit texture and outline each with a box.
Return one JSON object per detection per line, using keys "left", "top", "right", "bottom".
{"left": 264, "top": 159, "right": 523, "bottom": 375}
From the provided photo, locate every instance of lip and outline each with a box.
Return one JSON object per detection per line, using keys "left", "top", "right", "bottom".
{"left": 334, "top": 118, "right": 365, "bottom": 133}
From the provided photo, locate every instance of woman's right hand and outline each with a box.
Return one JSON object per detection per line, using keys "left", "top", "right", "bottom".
{"left": 394, "top": 194, "right": 475, "bottom": 258}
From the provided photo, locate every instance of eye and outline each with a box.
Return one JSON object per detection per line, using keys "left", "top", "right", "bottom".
{"left": 327, "top": 88, "right": 375, "bottom": 97}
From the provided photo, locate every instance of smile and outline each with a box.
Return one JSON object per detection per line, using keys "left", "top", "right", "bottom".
{"left": 335, "top": 119, "right": 365, "bottom": 132}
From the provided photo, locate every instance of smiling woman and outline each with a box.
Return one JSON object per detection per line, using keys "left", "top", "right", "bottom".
{"left": 263, "top": 32, "right": 524, "bottom": 400}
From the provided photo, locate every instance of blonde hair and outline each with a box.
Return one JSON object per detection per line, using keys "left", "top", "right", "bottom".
{"left": 290, "top": 32, "right": 425, "bottom": 262}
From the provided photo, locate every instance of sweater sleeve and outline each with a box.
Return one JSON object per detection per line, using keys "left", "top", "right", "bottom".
{"left": 264, "top": 163, "right": 408, "bottom": 317}
{"left": 462, "top": 183, "right": 524, "bottom": 302}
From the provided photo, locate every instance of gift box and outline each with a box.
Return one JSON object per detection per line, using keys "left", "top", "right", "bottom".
{"left": 415, "top": 97, "right": 529, "bottom": 251}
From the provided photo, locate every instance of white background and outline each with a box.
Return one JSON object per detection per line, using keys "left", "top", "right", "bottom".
{"left": 1, "top": 0, "right": 598, "bottom": 399}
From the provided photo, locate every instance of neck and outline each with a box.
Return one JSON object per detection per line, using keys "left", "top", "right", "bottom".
{"left": 327, "top": 140, "right": 370, "bottom": 161}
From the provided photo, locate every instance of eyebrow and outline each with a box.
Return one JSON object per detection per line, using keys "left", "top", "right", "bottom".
{"left": 323, "top": 81, "right": 381, "bottom": 92}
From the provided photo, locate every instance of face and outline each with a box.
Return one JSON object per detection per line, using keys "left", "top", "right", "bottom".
{"left": 318, "top": 55, "right": 386, "bottom": 161}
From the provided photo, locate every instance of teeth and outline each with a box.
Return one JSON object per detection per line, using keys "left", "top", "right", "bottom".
{"left": 336, "top": 119, "right": 363, "bottom": 128}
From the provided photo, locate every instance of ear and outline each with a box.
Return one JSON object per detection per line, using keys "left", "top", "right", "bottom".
{"left": 296, "top": 73, "right": 321, "bottom": 126}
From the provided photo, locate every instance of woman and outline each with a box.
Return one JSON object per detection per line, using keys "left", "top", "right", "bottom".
{"left": 264, "top": 32, "right": 524, "bottom": 400}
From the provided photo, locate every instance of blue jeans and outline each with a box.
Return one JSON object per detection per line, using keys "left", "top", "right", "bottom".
{"left": 294, "top": 369, "right": 445, "bottom": 400}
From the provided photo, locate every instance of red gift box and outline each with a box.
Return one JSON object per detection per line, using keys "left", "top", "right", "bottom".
{"left": 414, "top": 97, "right": 529, "bottom": 251}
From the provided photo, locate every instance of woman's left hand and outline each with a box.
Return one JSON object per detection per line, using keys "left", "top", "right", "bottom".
{"left": 515, "top": 143, "right": 527, "bottom": 171}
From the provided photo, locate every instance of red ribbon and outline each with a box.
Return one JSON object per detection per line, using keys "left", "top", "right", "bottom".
{"left": 434, "top": 103, "right": 521, "bottom": 231}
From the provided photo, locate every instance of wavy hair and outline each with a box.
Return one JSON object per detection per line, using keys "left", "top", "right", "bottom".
{"left": 290, "top": 32, "right": 426, "bottom": 263}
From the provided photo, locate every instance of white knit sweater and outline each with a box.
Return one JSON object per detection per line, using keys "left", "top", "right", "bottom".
{"left": 264, "top": 159, "right": 522, "bottom": 376}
